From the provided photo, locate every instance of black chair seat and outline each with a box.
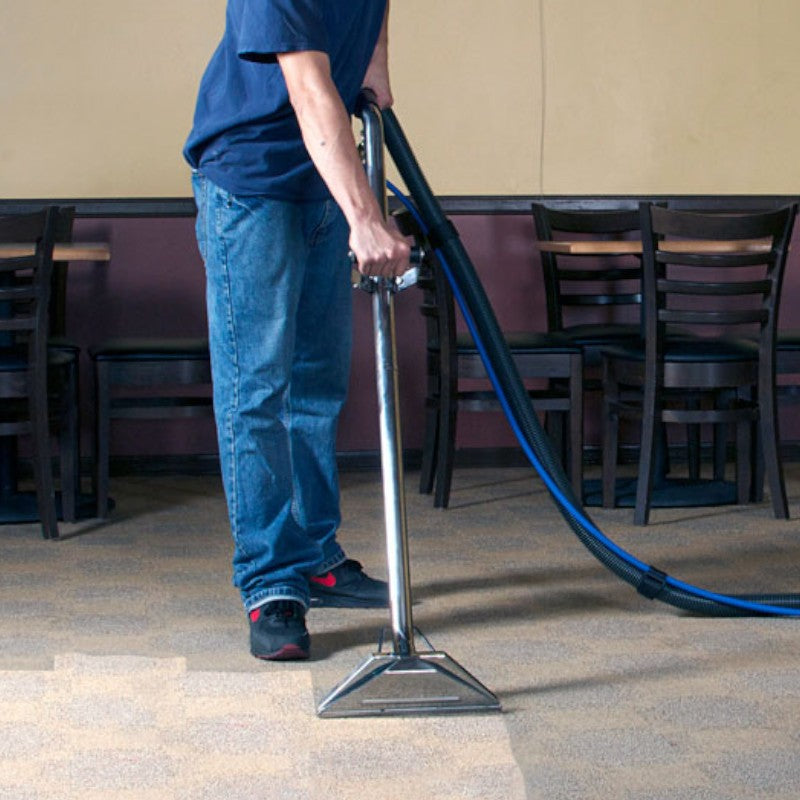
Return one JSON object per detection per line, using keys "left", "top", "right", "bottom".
{"left": 563, "top": 325, "right": 643, "bottom": 368}
{"left": 777, "top": 329, "right": 800, "bottom": 349}
{"left": 456, "top": 330, "right": 582, "bottom": 356}
{"left": 604, "top": 336, "right": 759, "bottom": 364}
{"left": 0, "top": 347, "right": 76, "bottom": 372}
{"left": 90, "top": 337, "right": 210, "bottom": 361}
{"left": 48, "top": 335, "right": 81, "bottom": 355}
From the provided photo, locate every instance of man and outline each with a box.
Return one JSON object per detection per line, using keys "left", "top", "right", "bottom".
{"left": 184, "top": 0, "right": 410, "bottom": 661}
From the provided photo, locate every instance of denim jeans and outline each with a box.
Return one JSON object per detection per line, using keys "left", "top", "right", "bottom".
{"left": 192, "top": 172, "right": 352, "bottom": 611}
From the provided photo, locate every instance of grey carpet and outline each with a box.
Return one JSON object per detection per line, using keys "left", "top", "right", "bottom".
{"left": 1, "top": 464, "right": 800, "bottom": 798}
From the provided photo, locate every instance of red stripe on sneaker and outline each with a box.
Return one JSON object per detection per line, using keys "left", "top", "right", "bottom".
{"left": 254, "top": 644, "right": 309, "bottom": 661}
{"left": 310, "top": 572, "right": 337, "bottom": 588}
{"left": 249, "top": 607, "right": 261, "bottom": 622}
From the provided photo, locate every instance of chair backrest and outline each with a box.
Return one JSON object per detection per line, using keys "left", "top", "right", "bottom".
{"left": 0, "top": 207, "right": 71, "bottom": 337}
{"left": 0, "top": 209, "right": 58, "bottom": 358}
{"left": 531, "top": 203, "right": 642, "bottom": 333}
{"left": 640, "top": 202, "right": 798, "bottom": 367}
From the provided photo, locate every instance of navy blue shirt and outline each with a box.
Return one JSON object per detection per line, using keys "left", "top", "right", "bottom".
{"left": 184, "top": 0, "right": 387, "bottom": 200}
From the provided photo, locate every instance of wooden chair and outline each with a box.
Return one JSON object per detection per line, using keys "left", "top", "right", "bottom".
{"left": 531, "top": 204, "right": 657, "bottom": 486}
{"left": 602, "top": 202, "right": 797, "bottom": 525}
{"left": 531, "top": 203, "right": 643, "bottom": 370}
{"left": 399, "top": 212, "right": 584, "bottom": 509}
{"left": 0, "top": 208, "right": 80, "bottom": 538}
{"left": 89, "top": 337, "right": 213, "bottom": 518}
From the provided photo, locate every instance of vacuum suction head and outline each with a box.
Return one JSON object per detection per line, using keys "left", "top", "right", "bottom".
{"left": 317, "top": 649, "right": 501, "bottom": 718}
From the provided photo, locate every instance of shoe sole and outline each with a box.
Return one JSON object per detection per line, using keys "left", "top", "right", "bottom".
{"left": 309, "top": 594, "right": 388, "bottom": 609}
{"left": 252, "top": 643, "right": 309, "bottom": 661}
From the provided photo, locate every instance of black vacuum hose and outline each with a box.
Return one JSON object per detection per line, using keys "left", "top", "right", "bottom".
{"left": 381, "top": 106, "right": 800, "bottom": 617}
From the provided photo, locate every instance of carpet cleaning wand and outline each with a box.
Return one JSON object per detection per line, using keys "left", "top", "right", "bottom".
{"left": 317, "top": 92, "right": 501, "bottom": 718}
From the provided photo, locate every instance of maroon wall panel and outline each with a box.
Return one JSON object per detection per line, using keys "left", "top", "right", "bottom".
{"left": 67, "top": 214, "right": 800, "bottom": 459}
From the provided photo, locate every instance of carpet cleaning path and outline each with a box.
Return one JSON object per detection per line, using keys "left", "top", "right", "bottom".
{"left": 0, "top": 652, "right": 526, "bottom": 800}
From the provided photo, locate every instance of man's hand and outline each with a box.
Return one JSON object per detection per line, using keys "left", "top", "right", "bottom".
{"left": 350, "top": 215, "right": 410, "bottom": 279}
{"left": 361, "top": 64, "right": 392, "bottom": 110}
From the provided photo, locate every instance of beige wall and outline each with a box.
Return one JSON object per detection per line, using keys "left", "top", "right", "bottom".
{"left": 2, "top": 0, "right": 799, "bottom": 198}
{"left": 0, "top": 0, "right": 225, "bottom": 198}
{"left": 540, "top": 0, "right": 800, "bottom": 194}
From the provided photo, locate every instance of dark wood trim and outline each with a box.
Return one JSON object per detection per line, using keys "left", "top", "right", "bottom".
{"left": 436, "top": 195, "right": 800, "bottom": 215}
{"left": 0, "top": 198, "right": 198, "bottom": 218}
{"left": 1, "top": 195, "right": 798, "bottom": 219}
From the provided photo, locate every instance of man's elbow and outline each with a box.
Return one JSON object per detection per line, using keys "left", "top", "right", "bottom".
{"left": 277, "top": 50, "right": 333, "bottom": 110}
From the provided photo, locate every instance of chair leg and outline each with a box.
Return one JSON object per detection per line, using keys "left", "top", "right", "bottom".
{"left": 712, "top": 424, "right": 727, "bottom": 483}
{"left": 93, "top": 360, "right": 111, "bottom": 519}
{"left": 0, "top": 438, "right": 15, "bottom": 495}
{"left": 29, "top": 375, "right": 59, "bottom": 539}
{"left": 713, "top": 389, "right": 734, "bottom": 482}
{"left": 735, "top": 413, "right": 751, "bottom": 507}
{"left": 434, "top": 371, "right": 457, "bottom": 509}
{"left": 653, "top": 421, "right": 669, "bottom": 485}
{"left": 686, "top": 396, "right": 701, "bottom": 481}
{"left": 759, "top": 379, "right": 789, "bottom": 519}
{"left": 58, "top": 361, "right": 80, "bottom": 523}
{"left": 634, "top": 384, "right": 659, "bottom": 526}
{"left": 418, "top": 396, "right": 439, "bottom": 496}
{"left": 601, "top": 361, "right": 620, "bottom": 508}
{"left": 751, "top": 416, "right": 765, "bottom": 503}
{"left": 568, "top": 356, "right": 584, "bottom": 499}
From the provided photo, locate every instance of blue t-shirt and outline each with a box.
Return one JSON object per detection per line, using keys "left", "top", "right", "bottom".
{"left": 184, "top": 0, "right": 387, "bottom": 200}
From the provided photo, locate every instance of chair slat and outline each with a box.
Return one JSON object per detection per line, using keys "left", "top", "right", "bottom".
{"left": 658, "top": 278, "right": 772, "bottom": 296}
{"left": 556, "top": 266, "right": 641, "bottom": 282}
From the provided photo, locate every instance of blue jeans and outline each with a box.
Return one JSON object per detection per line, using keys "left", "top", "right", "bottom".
{"left": 192, "top": 172, "right": 352, "bottom": 611}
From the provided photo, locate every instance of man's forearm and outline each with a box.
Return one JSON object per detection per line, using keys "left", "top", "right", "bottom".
{"left": 277, "top": 48, "right": 409, "bottom": 277}
{"left": 278, "top": 50, "right": 383, "bottom": 230}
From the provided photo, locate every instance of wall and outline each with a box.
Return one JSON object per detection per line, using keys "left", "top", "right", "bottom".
{"left": 3, "top": 1, "right": 800, "bottom": 197}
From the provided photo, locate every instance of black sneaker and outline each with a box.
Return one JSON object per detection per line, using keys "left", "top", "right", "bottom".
{"left": 309, "top": 559, "right": 389, "bottom": 608}
{"left": 249, "top": 600, "right": 310, "bottom": 661}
